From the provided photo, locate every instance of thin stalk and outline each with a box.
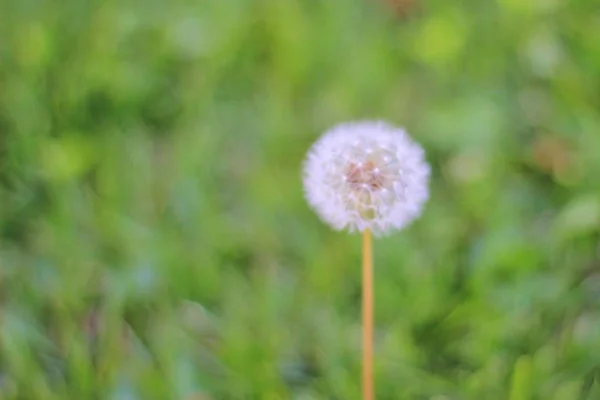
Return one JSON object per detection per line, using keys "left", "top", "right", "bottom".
{"left": 362, "top": 228, "right": 374, "bottom": 400}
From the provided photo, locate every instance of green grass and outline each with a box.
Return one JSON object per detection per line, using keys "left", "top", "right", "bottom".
{"left": 1, "top": 0, "right": 600, "bottom": 398}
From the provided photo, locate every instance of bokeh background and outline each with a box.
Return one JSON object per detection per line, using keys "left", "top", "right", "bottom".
{"left": 1, "top": 0, "right": 600, "bottom": 398}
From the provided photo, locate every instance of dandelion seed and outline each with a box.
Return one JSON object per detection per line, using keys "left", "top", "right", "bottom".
{"left": 303, "top": 120, "right": 430, "bottom": 236}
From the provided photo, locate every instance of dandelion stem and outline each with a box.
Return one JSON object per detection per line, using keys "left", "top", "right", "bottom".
{"left": 362, "top": 228, "right": 374, "bottom": 400}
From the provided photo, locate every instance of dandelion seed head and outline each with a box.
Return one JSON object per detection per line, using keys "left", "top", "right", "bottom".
{"left": 303, "top": 121, "right": 430, "bottom": 236}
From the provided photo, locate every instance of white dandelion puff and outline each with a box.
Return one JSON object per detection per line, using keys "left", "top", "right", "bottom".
{"left": 303, "top": 121, "right": 430, "bottom": 236}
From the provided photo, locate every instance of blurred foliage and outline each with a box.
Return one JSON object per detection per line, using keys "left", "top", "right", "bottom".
{"left": 1, "top": 0, "right": 600, "bottom": 398}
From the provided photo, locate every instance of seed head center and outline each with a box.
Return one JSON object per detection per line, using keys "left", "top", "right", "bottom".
{"left": 345, "top": 161, "right": 386, "bottom": 191}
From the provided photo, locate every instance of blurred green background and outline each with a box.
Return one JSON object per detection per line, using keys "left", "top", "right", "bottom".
{"left": 1, "top": 0, "right": 600, "bottom": 398}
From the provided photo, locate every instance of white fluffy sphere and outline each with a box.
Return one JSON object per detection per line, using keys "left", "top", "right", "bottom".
{"left": 303, "top": 121, "right": 430, "bottom": 236}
